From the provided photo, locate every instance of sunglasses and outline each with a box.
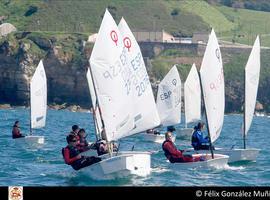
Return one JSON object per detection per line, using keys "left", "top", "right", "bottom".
{"left": 71, "top": 140, "right": 77, "bottom": 142}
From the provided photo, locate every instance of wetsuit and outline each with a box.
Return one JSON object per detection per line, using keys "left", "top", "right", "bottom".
{"left": 162, "top": 140, "right": 201, "bottom": 163}
{"left": 191, "top": 129, "right": 211, "bottom": 150}
{"left": 12, "top": 125, "right": 24, "bottom": 139}
{"left": 62, "top": 145, "right": 101, "bottom": 170}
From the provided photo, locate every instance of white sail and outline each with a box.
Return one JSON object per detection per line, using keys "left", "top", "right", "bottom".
{"left": 89, "top": 9, "right": 134, "bottom": 142}
{"left": 86, "top": 68, "right": 103, "bottom": 136}
{"left": 184, "top": 63, "right": 201, "bottom": 124}
{"left": 118, "top": 17, "right": 160, "bottom": 134}
{"left": 245, "top": 36, "right": 260, "bottom": 136}
{"left": 156, "top": 65, "right": 181, "bottom": 126}
{"left": 30, "top": 60, "right": 47, "bottom": 129}
{"left": 199, "top": 29, "right": 224, "bottom": 143}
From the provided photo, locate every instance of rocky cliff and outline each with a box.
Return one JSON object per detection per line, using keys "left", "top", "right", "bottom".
{"left": 0, "top": 32, "right": 92, "bottom": 108}
{"left": 0, "top": 32, "right": 269, "bottom": 113}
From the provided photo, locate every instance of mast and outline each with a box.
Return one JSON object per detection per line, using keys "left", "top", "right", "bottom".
{"left": 29, "top": 82, "right": 32, "bottom": 135}
{"left": 184, "top": 86, "right": 187, "bottom": 129}
{"left": 88, "top": 65, "right": 112, "bottom": 155}
{"left": 243, "top": 67, "right": 246, "bottom": 149}
{"left": 197, "top": 70, "right": 214, "bottom": 159}
{"left": 87, "top": 68, "right": 101, "bottom": 141}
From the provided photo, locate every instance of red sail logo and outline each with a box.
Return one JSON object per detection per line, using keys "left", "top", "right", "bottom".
{"left": 110, "top": 30, "right": 118, "bottom": 46}
{"left": 123, "top": 37, "right": 132, "bottom": 51}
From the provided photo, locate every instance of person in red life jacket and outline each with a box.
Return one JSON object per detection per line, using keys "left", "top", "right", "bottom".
{"left": 162, "top": 126, "right": 205, "bottom": 163}
{"left": 12, "top": 121, "right": 25, "bottom": 139}
{"left": 76, "top": 128, "right": 92, "bottom": 152}
{"left": 62, "top": 134, "right": 101, "bottom": 170}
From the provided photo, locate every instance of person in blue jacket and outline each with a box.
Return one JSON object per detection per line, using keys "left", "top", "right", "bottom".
{"left": 191, "top": 122, "right": 213, "bottom": 150}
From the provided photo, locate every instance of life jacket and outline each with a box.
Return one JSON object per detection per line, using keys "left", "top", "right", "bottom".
{"left": 12, "top": 126, "right": 22, "bottom": 138}
{"left": 191, "top": 129, "right": 200, "bottom": 148}
{"left": 162, "top": 140, "right": 172, "bottom": 161}
{"left": 62, "top": 146, "right": 80, "bottom": 165}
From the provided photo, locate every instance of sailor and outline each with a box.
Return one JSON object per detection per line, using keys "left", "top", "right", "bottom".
{"left": 12, "top": 121, "right": 25, "bottom": 139}
{"left": 70, "top": 125, "right": 80, "bottom": 135}
{"left": 162, "top": 126, "right": 205, "bottom": 163}
{"left": 69, "top": 124, "right": 80, "bottom": 142}
{"left": 146, "top": 129, "right": 160, "bottom": 135}
{"left": 62, "top": 134, "right": 101, "bottom": 170}
{"left": 76, "top": 128, "right": 91, "bottom": 152}
{"left": 191, "top": 122, "right": 213, "bottom": 150}
{"left": 93, "top": 139, "right": 116, "bottom": 155}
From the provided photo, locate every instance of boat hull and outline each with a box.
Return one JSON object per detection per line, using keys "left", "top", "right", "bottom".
{"left": 169, "top": 153, "right": 229, "bottom": 169}
{"left": 176, "top": 128, "right": 193, "bottom": 138}
{"left": 15, "top": 135, "right": 45, "bottom": 148}
{"left": 80, "top": 148, "right": 98, "bottom": 157}
{"left": 142, "top": 133, "right": 176, "bottom": 144}
{"left": 185, "top": 148, "right": 260, "bottom": 163}
{"left": 80, "top": 151, "right": 151, "bottom": 180}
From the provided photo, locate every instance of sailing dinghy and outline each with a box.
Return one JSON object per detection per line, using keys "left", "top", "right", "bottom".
{"left": 143, "top": 65, "right": 181, "bottom": 143}
{"left": 171, "top": 29, "right": 229, "bottom": 168}
{"left": 187, "top": 36, "right": 261, "bottom": 163}
{"left": 178, "top": 63, "right": 201, "bottom": 138}
{"left": 15, "top": 60, "right": 47, "bottom": 147}
{"left": 79, "top": 10, "right": 159, "bottom": 180}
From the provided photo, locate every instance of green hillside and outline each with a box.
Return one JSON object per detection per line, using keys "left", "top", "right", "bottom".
{"left": 1, "top": 0, "right": 270, "bottom": 46}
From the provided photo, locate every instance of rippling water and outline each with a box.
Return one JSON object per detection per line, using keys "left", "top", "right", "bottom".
{"left": 0, "top": 108, "right": 269, "bottom": 186}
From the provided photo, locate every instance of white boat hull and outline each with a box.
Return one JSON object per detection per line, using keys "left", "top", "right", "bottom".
{"left": 80, "top": 151, "right": 151, "bottom": 180}
{"left": 15, "top": 135, "right": 45, "bottom": 148}
{"left": 170, "top": 153, "right": 229, "bottom": 169}
{"left": 176, "top": 128, "right": 194, "bottom": 138}
{"left": 80, "top": 148, "right": 98, "bottom": 157}
{"left": 142, "top": 133, "right": 175, "bottom": 144}
{"left": 185, "top": 148, "right": 260, "bottom": 163}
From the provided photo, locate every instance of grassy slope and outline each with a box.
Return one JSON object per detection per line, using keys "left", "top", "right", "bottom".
{"left": 165, "top": 0, "right": 235, "bottom": 33}
{"left": 216, "top": 5, "right": 270, "bottom": 46}
{"left": 2, "top": 0, "right": 270, "bottom": 46}
{"left": 1, "top": 0, "right": 209, "bottom": 35}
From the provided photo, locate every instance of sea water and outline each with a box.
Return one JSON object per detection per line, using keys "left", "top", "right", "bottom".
{"left": 0, "top": 108, "right": 269, "bottom": 186}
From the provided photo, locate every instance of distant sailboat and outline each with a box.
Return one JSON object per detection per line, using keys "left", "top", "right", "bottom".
{"left": 178, "top": 63, "right": 201, "bottom": 138}
{"left": 187, "top": 33, "right": 260, "bottom": 164}
{"left": 143, "top": 65, "right": 180, "bottom": 143}
{"left": 16, "top": 60, "right": 47, "bottom": 147}
{"left": 226, "top": 36, "right": 261, "bottom": 162}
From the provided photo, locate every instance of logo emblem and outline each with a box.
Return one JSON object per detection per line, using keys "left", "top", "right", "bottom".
{"left": 172, "top": 79, "right": 177, "bottom": 86}
{"left": 110, "top": 30, "right": 118, "bottom": 46}
{"left": 123, "top": 37, "right": 132, "bottom": 51}
{"left": 9, "top": 186, "right": 23, "bottom": 200}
